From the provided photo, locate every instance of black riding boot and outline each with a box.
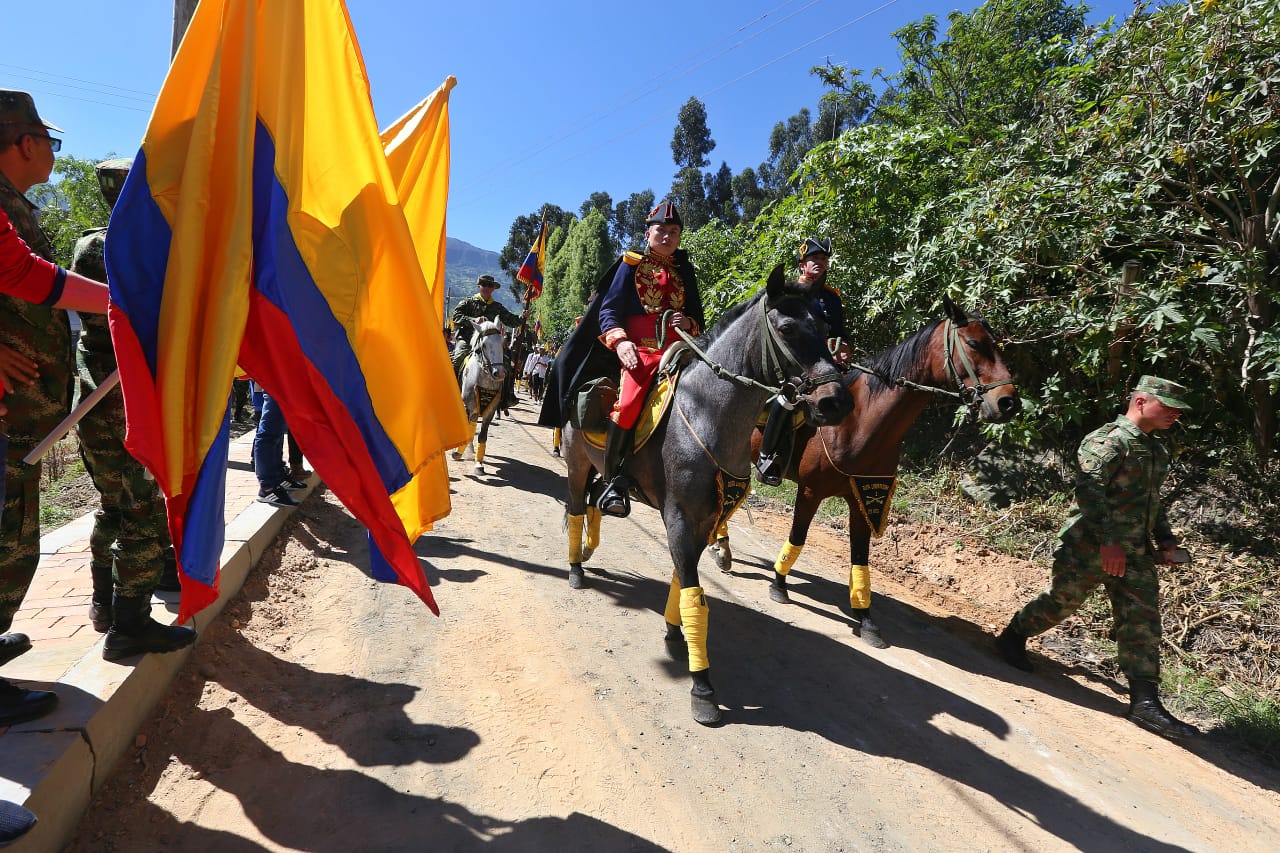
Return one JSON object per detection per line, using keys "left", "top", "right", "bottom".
{"left": 994, "top": 619, "right": 1034, "bottom": 672}
{"left": 597, "top": 421, "right": 635, "bottom": 518}
{"left": 1127, "top": 678, "right": 1199, "bottom": 739}
{"left": 754, "top": 400, "right": 793, "bottom": 487}
{"left": 89, "top": 561, "right": 114, "bottom": 633}
{"left": 103, "top": 594, "right": 197, "bottom": 662}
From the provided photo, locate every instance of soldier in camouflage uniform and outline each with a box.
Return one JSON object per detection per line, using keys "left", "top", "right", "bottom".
{"left": 995, "top": 375, "right": 1198, "bottom": 740}
{"left": 71, "top": 158, "right": 196, "bottom": 662}
{"left": 0, "top": 90, "right": 73, "bottom": 725}
{"left": 450, "top": 274, "right": 523, "bottom": 383}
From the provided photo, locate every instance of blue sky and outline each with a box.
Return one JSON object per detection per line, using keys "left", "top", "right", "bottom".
{"left": 4, "top": 0, "right": 1138, "bottom": 253}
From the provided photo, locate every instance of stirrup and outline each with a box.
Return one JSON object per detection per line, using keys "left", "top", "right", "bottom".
{"left": 755, "top": 456, "right": 782, "bottom": 487}
{"left": 597, "top": 479, "right": 631, "bottom": 518}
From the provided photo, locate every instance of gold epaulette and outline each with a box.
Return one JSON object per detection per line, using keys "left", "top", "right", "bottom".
{"left": 823, "top": 283, "right": 841, "bottom": 296}
{"left": 623, "top": 251, "right": 644, "bottom": 266}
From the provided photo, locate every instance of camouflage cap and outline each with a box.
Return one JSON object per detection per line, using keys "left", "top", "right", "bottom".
{"left": 1135, "top": 375, "right": 1191, "bottom": 410}
{"left": 95, "top": 157, "right": 133, "bottom": 208}
{"left": 477, "top": 274, "right": 499, "bottom": 288}
{"left": 0, "top": 90, "right": 63, "bottom": 133}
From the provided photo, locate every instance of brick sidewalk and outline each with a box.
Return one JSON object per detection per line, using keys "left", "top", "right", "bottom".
{"left": 0, "top": 429, "right": 314, "bottom": 853}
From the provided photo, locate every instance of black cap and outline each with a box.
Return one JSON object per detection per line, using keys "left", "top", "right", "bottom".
{"left": 646, "top": 200, "right": 682, "bottom": 227}
{"left": 799, "top": 237, "right": 832, "bottom": 260}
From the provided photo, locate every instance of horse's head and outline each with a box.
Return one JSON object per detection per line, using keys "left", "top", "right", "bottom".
{"left": 473, "top": 320, "right": 507, "bottom": 380}
{"left": 763, "top": 265, "right": 854, "bottom": 426}
{"left": 940, "top": 295, "right": 1021, "bottom": 422}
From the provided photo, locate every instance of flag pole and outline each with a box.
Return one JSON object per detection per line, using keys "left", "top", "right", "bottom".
{"left": 23, "top": 370, "right": 121, "bottom": 465}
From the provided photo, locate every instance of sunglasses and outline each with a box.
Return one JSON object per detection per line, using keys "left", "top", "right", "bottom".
{"left": 23, "top": 133, "right": 61, "bottom": 153}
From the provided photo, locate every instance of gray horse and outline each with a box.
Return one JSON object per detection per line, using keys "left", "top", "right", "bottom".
{"left": 454, "top": 320, "right": 507, "bottom": 474}
{"left": 560, "top": 267, "right": 854, "bottom": 725}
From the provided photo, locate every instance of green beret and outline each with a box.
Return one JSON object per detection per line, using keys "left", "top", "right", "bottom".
{"left": 1135, "top": 375, "right": 1191, "bottom": 410}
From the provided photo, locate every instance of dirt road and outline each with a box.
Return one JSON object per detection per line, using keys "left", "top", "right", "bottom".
{"left": 71, "top": 398, "right": 1280, "bottom": 852}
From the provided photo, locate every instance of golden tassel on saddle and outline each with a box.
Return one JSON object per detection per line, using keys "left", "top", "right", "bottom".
{"left": 680, "top": 586, "right": 710, "bottom": 672}
{"left": 849, "top": 564, "right": 871, "bottom": 609}
{"left": 774, "top": 541, "right": 804, "bottom": 575}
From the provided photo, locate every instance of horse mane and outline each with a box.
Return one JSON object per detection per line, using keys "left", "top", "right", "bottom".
{"left": 701, "top": 281, "right": 810, "bottom": 346}
{"left": 852, "top": 321, "right": 941, "bottom": 396}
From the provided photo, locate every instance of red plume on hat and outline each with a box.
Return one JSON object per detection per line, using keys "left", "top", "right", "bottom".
{"left": 646, "top": 200, "right": 682, "bottom": 227}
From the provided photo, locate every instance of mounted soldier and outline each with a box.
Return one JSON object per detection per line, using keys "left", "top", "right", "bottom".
{"left": 754, "top": 237, "right": 850, "bottom": 486}
{"left": 450, "top": 274, "right": 523, "bottom": 384}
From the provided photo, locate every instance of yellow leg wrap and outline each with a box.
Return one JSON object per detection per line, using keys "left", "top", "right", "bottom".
{"left": 850, "top": 564, "right": 871, "bottom": 609}
{"left": 585, "top": 506, "right": 602, "bottom": 551}
{"left": 714, "top": 520, "right": 729, "bottom": 540}
{"left": 774, "top": 541, "right": 804, "bottom": 576}
{"left": 680, "top": 586, "right": 710, "bottom": 672}
{"left": 552, "top": 427, "right": 561, "bottom": 450}
{"left": 567, "top": 514, "right": 585, "bottom": 563}
{"left": 664, "top": 571, "right": 682, "bottom": 627}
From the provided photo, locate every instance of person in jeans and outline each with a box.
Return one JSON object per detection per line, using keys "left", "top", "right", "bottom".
{"left": 253, "top": 390, "right": 305, "bottom": 507}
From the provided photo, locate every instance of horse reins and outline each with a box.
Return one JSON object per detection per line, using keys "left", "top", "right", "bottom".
{"left": 844, "top": 319, "right": 1017, "bottom": 411}
{"left": 664, "top": 296, "right": 845, "bottom": 407}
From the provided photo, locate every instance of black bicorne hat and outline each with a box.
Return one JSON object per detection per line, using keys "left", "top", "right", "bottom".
{"left": 799, "top": 237, "right": 832, "bottom": 259}
{"left": 646, "top": 200, "right": 682, "bottom": 227}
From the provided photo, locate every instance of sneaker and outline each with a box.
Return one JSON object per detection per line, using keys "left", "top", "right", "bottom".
{"left": 0, "top": 634, "right": 32, "bottom": 667}
{"left": 257, "top": 486, "right": 299, "bottom": 508}
{"left": 280, "top": 478, "right": 308, "bottom": 491}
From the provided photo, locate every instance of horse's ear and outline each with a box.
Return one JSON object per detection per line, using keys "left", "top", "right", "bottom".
{"left": 766, "top": 264, "right": 787, "bottom": 302}
{"left": 942, "top": 293, "right": 969, "bottom": 325}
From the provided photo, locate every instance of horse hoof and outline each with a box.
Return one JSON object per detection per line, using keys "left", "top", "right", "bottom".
{"left": 691, "top": 694, "right": 723, "bottom": 726}
{"left": 474, "top": 464, "right": 484, "bottom": 475}
{"left": 768, "top": 585, "right": 791, "bottom": 604}
{"left": 568, "top": 565, "right": 586, "bottom": 589}
{"left": 451, "top": 450, "right": 463, "bottom": 461}
{"left": 852, "top": 622, "right": 889, "bottom": 649}
{"left": 707, "top": 538, "right": 733, "bottom": 572}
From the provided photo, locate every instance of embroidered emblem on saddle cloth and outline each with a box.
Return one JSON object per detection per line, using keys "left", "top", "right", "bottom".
{"left": 472, "top": 384, "right": 502, "bottom": 420}
{"left": 850, "top": 475, "right": 898, "bottom": 538}
{"left": 582, "top": 372, "right": 680, "bottom": 451}
{"left": 710, "top": 470, "right": 750, "bottom": 545}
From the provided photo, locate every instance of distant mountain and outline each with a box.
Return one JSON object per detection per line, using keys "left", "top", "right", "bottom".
{"left": 445, "top": 237, "right": 519, "bottom": 315}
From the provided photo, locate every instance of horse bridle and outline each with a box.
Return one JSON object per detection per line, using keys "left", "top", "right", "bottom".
{"left": 472, "top": 325, "right": 504, "bottom": 374}
{"left": 665, "top": 296, "right": 845, "bottom": 407}
{"left": 846, "top": 319, "right": 1017, "bottom": 411}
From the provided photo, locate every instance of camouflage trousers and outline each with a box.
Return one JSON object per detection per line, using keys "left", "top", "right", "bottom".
{"left": 1011, "top": 537, "right": 1162, "bottom": 681}
{"left": 0, "top": 322, "right": 73, "bottom": 633}
{"left": 77, "top": 353, "right": 173, "bottom": 598}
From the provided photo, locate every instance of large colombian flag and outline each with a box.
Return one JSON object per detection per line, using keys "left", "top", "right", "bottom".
{"left": 105, "top": 0, "right": 471, "bottom": 622}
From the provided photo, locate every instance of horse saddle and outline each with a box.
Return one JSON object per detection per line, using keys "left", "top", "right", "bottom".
{"left": 580, "top": 363, "right": 684, "bottom": 452}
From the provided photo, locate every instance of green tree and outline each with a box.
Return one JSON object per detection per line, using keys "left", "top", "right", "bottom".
{"left": 880, "top": 0, "right": 1089, "bottom": 141}
{"left": 900, "top": 0, "right": 1280, "bottom": 455}
{"left": 810, "top": 61, "right": 878, "bottom": 144}
{"left": 670, "top": 97, "right": 715, "bottom": 170}
{"left": 612, "top": 189, "right": 655, "bottom": 251}
{"left": 30, "top": 156, "right": 111, "bottom": 266}
{"left": 730, "top": 167, "right": 768, "bottom": 224}
{"left": 536, "top": 210, "right": 614, "bottom": 343}
{"left": 671, "top": 166, "right": 711, "bottom": 231}
{"left": 705, "top": 162, "right": 736, "bottom": 226}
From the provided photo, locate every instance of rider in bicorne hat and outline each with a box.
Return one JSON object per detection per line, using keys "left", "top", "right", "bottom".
{"left": 536, "top": 200, "right": 704, "bottom": 518}
{"left": 754, "top": 236, "right": 849, "bottom": 486}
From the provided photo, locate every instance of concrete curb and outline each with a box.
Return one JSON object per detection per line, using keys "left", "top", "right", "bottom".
{"left": 1, "top": 440, "right": 316, "bottom": 852}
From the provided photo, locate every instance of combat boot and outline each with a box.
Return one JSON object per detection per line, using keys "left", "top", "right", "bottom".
{"left": 994, "top": 620, "right": 1034, "bottom": 672}
{"left": 1127, "top": 679, "right": 1199, "bottom": 740}
{"left": 103, "top": 594, "right": 197, "bottom": 662}
{"left": 596, "top": 421, "right": 635, "bottom": 518}
{"left": 89, "top": 561, "right": 114, "bottom": 632}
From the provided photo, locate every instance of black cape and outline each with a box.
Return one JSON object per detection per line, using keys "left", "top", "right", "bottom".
{"left": 536, "top": 249, "right": 701, "bottom": 429}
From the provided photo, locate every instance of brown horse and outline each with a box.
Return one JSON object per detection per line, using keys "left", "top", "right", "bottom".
{"left": 719, "top": 296, "right": 1020, "bottom": 647}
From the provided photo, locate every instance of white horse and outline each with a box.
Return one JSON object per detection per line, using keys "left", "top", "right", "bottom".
{"left": 454, "top": 320, "right": 508, "bottom": 474}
